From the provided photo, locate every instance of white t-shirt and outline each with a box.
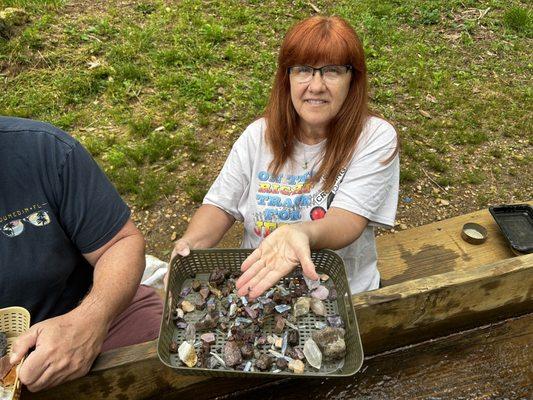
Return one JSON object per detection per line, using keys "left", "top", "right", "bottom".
{"left": 204, "top": 116, "right": 399, "bottom": 294}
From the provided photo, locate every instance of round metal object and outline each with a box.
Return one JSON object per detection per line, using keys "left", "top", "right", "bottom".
{"left": 461, "top": 223, "right": 488, "bottom": 245}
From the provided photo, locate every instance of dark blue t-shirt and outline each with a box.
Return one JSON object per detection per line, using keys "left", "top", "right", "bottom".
{"left": 0, "top": 116, "right": 130, "bottom": 323}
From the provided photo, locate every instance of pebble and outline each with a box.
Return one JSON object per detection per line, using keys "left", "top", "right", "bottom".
{"left": 288, "top": 359, "right": 305, "bottom": 374}
{"left": 181, "top": 300, "right": 195, "bottom": 313}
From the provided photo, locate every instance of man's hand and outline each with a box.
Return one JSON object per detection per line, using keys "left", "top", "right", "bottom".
{"left": 10, "top": 308, "right": 108, "bottom": 392}
{"left": 236, "top": 224, "right": 319, "bottom": 299}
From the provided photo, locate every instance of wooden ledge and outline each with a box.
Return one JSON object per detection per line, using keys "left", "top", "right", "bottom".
{"left": 376, "top": 202, "right": 532, "bottom": 285}
{"left": 354, "top": 253, "right": 532, "bottom": 354}
{"left": 26, "top": 253, "right": 532, "bottom": 399}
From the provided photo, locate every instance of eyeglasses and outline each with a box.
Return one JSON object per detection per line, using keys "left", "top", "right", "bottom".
{"left": 288, "top": 64, "right": 352, "bottom": 84}
{"left": 1, "top": 211, "right": 51, "bottom": 237}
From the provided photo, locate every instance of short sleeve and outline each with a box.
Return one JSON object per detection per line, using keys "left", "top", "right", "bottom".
{"left": 330, "top": 118, "right": 399, "bottom": 228}
{"left": 57, "top": 142, "right": 131, "bottom": 253}
{"left": 203, "top": 127, "right": 255, "bottom": 221}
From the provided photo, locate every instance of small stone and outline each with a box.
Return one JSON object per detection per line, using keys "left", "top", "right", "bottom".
{"left": 195, "top": 311, "right": 219, "bottom": 331}
{"left": 209, "top": 267, "right": 228, "bottom": 286}
{"left": 326, "top": 315, "right": 344, "bottom": 328}
{"left": 169, "top": 340, "right": 179, "bottom": 354}
{"left": 276, "top": 357, "right": 288, "bottom": 370}
{"left": 310, "top": 286, "right": 329, "bottom": 300}
{"left": 293, "top": 297, "right": 311, "bottom": 317}
{"left": 178, "top": 341, "right": 198, "bottom": 367}
{"left": 256, "top": 336, "right": 267, "bottom": 346}
{"left": 303, "top": 338, "right": 322, "bottom": 370}
{"left": 274, "top": 315, "right": 285, "bottom": 334}
{"left": 191, "top": 279, "right": 202, "bottom": 291}
{"left": 287, "top": 329, "right": 300, "bottom": 346}
{"left": 171, "top": 231, "right": 177, "bottom": 241}
{"left": 327, "top": 288, "right": 338, "bottom": 301}
{"left": 240, "top": 343, "right": 254, "bottom": 359}
{"left": 310, "top": 298, "right": 327, "bottom": 316}
{"left": 200, "top": 332, "right": 216, "bottom": 345}
{"left": 267, "top": 335, "right": 277, "bottom": 345}
{"left": 194, "top": 298, "right": 206, "bottom": 310}
{"left": 199, "top": 287, "right": 210, "bottom": 300}
{"left": 255, "top": 354, "right": 273, "bottom": 371}
{"left": 176, "top": 321, "right": 188, "bottom": 329}
{"left": 244, "top": 306, "right": 258, "bottom": 319}
{"left": 223, "top": 340, "right": 242, "bottom": 368}
{"left": 312, "top": 327, "right": 346, "bottom": 361}
{"left": 288, "top": 359, "right": 305, "bottom": 374}
{"left": 286, "top": 346, "right": 305, "bottom": 360}
{"left": 181, "top": 300, "right": 195, "bottom": 313}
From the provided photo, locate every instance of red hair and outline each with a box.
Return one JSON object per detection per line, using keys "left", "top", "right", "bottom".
{"left": 265, "top": 16, "right": 392, "bottom": 191}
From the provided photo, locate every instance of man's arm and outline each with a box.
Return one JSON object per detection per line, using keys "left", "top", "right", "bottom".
{"left": 10, "top": 218, "right": 145, "bottom": 392}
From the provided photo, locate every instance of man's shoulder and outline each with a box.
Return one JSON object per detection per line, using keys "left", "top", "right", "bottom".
{"left": 0, "top": 116, "right": 78, "bottom": 150}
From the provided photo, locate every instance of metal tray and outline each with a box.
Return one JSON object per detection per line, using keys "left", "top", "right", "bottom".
{"left": 489, "top": 204, "right": 533, "bottom": 254}
{"left": 158, "top": 249, "right": 363, "bottom": 378}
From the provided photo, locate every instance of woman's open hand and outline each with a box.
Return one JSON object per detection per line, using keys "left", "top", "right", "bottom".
{"left": 236, "top": 224, "right": 319, "bottom": 299}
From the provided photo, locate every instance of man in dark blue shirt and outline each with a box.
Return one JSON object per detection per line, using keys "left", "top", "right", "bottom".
{"left": 0, "top": 116, "right": 162, "bottom": 391}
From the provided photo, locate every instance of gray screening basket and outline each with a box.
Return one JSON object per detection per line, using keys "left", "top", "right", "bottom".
{"left": 157, "top": 249, "right": 364, "bottom": 378}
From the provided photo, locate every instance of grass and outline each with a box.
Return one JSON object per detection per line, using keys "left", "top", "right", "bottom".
{"left": 1, "top": 0, "right": 532, "bottom": 211}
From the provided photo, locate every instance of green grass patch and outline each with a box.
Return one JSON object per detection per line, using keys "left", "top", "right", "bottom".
{"left": 1, "top": 0, "right": 531, "bottom": 209}
{"left": 462, "top": 170, "right": 486, "bottom": 185}
{"left": 182, "top": 174, "right": 208, "bottom": 203}
{"left": 503, "top": 7, "right": 532, "bottom": 36}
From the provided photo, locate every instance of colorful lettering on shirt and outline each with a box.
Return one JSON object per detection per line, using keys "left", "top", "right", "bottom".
{"left": 254, "top": 171, "right": 321, "bottom": 238}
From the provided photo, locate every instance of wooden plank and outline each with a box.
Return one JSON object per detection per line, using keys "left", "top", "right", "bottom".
{"left": 355, "top": 252, "right": 533, "bottom": 354}
{"left": 221, "top": 313, "right": 533, "bottom": 400}
{"left": 376, "top": 201, "right": 533, "bottom": 286}
{"left": 26, "top": 253, "right": 533, "bottom": 400}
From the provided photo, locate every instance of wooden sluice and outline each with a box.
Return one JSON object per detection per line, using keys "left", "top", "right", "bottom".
{"left": 26, "top": 205, "right": 533, "bottom": 399}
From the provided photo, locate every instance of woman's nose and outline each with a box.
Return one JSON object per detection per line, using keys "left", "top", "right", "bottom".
{"left": 307, "top": 71, "right": 326, "bottom": 92}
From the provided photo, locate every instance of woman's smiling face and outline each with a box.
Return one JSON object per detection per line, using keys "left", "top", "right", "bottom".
{"left": 289, "top": 62, "right": 352, "bottom": 136}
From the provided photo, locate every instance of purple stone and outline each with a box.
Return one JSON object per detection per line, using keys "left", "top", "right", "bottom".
{"left": 310, "top": 285, "right": 329, "bottom": 300}
{"left": 327, "top": 315, "right": 345, "bottom": 328}
{"left": 176, "top": 321, "right": 188, "bottom": 329}
{"left": 244, "top": 306, "right": 258, "bottom": 319}
{"left": 200, "top": 332, "right": 216, "bottom": 344}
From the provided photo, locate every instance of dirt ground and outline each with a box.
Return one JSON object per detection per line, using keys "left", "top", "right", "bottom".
{"left": 133, "top": 140, "right": 532, "bottom": 261}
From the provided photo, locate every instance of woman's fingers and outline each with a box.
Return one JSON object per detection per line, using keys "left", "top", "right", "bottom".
{"left": 240, "top": 248, "right": 261, "bottom": 272}
{"left": 236, "top": 258, "right": 266, "bottom": 293}
{"left": 298, "top": 252, "right": 319, "bottom": 280}
{"left": 237, "top": 264, "right": 270, "bottom": 297}
{"left": 171, "top": 239, "right": 191, "bottom": 259}
{"left": 247, "top": 270, "right": 285, "bottom": 299}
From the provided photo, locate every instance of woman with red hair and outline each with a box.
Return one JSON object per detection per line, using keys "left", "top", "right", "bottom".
{"left": 173, "top": 16, "right": 399, "bottom": 297}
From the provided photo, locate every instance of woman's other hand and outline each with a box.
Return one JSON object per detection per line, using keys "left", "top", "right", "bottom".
{"left": 236, "top": 224, "right": 319, "bottom": 299}
{"left": 165, "top": 238, "right": 193, "bottom": 289}
{"left": 171, "top": 238, "right": 192, "bottom": 259}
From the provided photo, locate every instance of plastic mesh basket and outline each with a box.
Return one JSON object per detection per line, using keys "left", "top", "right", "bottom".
{"left": 0, "top": 307, "right": 30, "bottom": 400}
{"left": 158, "top": 249, "right": 363, "bottom": 378}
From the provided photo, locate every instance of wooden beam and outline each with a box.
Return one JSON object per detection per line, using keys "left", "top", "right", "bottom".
{"left": 376, "top": 202, "right": 533, "bottom": 285}
{"left": 25, "top": 253, "right": 532, "bottom": 400}
{"left": 354, "top": 252, "right": 533, "bottom": 354}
